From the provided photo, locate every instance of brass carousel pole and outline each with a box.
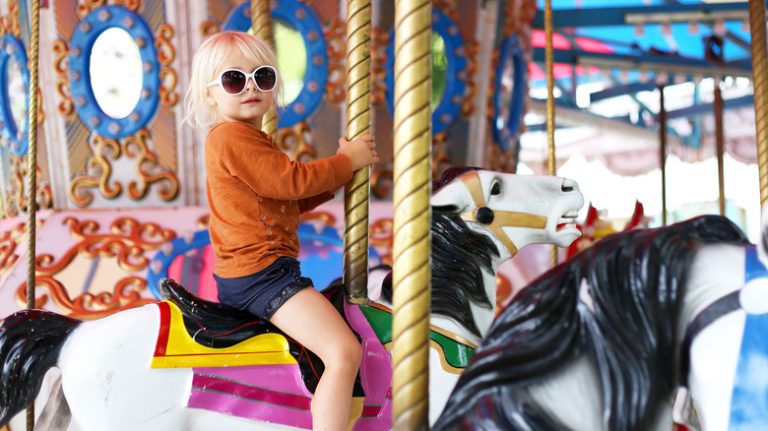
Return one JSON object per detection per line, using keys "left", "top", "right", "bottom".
{"left": 251, "top": 0, "right": 278, "bottom": 138}
{"left": 544, "top": 0, "right": 557, "bottom": 265}
{"left": 392, "top": 0, "right": 432, "bottom": 429}
{"left": 343, "top": 0, "right": 372, "bottom": 304}
{"left": 714, "top": 77, "right": 726, "bottom": 216}
{"left": 658, "top": 84, "right": 668, "bottom": 226}
{"left": 26, "top": 0, "right": 42, "bottom": 430}
{"left": 748, "top": 0, "right": 768, "bottom": 205}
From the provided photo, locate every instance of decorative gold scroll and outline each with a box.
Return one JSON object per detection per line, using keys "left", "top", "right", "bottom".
{"left": 155, "top": 23, "right": 179, "bottom": 107}
{"left": 15, "top": 216, "right": 175, "bottom": 319}
{"left": 0, "top": 0, "right": 21, "bottom": 37}
{"left": 70, "top": 135, "right": 123, "bottom": 207}
{"left": 324, "top": 17, "right": 346, "bottom": 104}
{"left": 276, "top": 121, "right": 317, "bottom": 161}
{"left": 53, "top": 39, "right": 75, "bottom": 119}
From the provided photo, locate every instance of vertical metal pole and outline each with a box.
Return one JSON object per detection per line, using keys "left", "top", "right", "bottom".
{"left": 544, "top": 0, "right": 557, "bottom": 265}
{"left": 658, "top": 85, "right": 668, "bottom": 226}
{"left": 392, "top": 0, "right": 432, "bottom": 428}
{"left": 26, "top": 0, "right": 42, "bottom": 430}
{"left": 251, "top": 0, "right": 278, "bottom": 138}
{"left": 713, "top": 77, "right": 726, "bottom": 216}
{"left": 343, "top": 0, "right": 372, "bottom": 304}
{"left": 748, "top": 0, "right": 768, "bottom": 205}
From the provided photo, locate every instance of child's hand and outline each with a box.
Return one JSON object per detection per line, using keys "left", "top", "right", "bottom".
{"left": 337, "top": 134, "right": 379, "bottom": 170}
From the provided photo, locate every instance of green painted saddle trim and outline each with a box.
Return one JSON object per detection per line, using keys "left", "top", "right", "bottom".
{"left": 360, "top": 305, "right": 475, "bottom": 369}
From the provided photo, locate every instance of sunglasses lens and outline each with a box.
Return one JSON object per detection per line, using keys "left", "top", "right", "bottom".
{"left": 254, "top": 67, "right": 277, "bottom": 91}
{"left": 220, "top": 70, "right": 247, "bottom": 94}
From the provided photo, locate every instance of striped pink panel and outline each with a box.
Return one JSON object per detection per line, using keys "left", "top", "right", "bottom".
{"left": 189, "top": 365, "right": 313, "bottom": 428}
{"left": 187, "top": 302, "right": 393, "bottom": 430}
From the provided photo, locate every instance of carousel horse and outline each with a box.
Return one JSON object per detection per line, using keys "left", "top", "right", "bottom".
{"left": 0, "top": 167, "right": 584, "bottom": 431}
{"left": 432, "top": 213, "right": 768, "bottom": 431}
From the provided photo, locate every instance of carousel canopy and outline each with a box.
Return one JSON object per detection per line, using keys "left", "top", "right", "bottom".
{"left": 523, "top": 0, "right": 755, "bottom": 175}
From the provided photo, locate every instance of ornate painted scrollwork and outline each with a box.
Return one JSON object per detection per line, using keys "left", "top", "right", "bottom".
{"left": 124, "top": 128, "right": 180, "bottom": 201}
{"left": 6, "top": 155, "right": 53, "bottom": 215}
{"left": 77, "top": 0, "right": 142, "bottom": 18}
{"left": 324, "top": 18, "right": 346, "bottom": 105}
{"left": 15, "top": 216, "right": 175, "bottom": 319}
{"left": 370, "top": 27, "right": 388, "bottom": 105}
{"left": 276, "top": 121, "right": 317, "bottom": 162}
{"left": 432, "top": 132, "right": 453, "bottom": 179}
{"left": 0, "top": 0, "right": 21, "bottom": 38}
{"left": 112, "top": 0, "right": 142, "bottom": 12}
{"left": 0, "top": 222, "right": 24, "bottom": 274}
{"left": 52, "top": 39, "right": 75, "bottom": 119}
{"left": 196, "top": 214, "right": 209, "bottom": 229}
{"left": 76, "top": 0, "right": 108, "bottom": 19}
{"left": 70, "top": 135, "right": 122, "bottom": 207}
{"left": 299, "top": 210, "right": 337, "bottom": 228}
{"left": 155, "top": 23, "right": 179, "bottom": 107}
{"left": 462, "top": 40, "right": 478, "bottom": 117}
{"left": 369, "top": 217, "right": 393, "bottom": 266}
{"left": 370, "top": 167, "right": 393, "bottom": 199}
{"left": 199, "top": 21, "right": 220, "bottom": 37}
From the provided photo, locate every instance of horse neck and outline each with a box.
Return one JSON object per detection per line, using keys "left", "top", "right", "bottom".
{"left": 430, "top": 259, "right": 501, "bottom": 346}
{"left": 678, "top": 244, "right": 745, "bottom": 337}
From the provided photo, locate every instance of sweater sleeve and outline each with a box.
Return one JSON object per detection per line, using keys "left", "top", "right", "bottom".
{"left": 298, "top": 191, "right": 335, "bottom": 213}
{"left": 211, "top": 123, "right": 354, "bottom": 200}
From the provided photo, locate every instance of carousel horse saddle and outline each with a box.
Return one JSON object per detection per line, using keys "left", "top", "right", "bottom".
{"left": 152, "top": 278, "right": 365, "bottom": 396}
{"left": 160, "top": 277, "right": 276, "bottom": 348}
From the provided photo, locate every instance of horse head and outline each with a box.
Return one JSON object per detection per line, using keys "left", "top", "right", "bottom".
{"left": 431, "top": 168, "right": 584, "bottom": 262}
{"left": 380, "top": 168, "right": 584, "bottom": 342}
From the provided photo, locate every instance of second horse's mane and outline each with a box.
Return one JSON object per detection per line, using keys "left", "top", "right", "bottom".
{"left": 381, "top": 166, "right": 499, "bottom": 337}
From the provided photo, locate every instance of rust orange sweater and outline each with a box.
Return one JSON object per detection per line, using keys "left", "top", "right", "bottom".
{"left": 205, "top": 122, "right": 353, "bottom": 278}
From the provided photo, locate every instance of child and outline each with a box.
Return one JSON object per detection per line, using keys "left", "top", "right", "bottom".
{"left": 185, "top": 31, "right": 379, "bottom": 431}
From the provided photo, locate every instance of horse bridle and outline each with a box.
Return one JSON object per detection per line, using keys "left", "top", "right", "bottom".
{"left": 458, "top": 171, "right": 547, "bottom": 257}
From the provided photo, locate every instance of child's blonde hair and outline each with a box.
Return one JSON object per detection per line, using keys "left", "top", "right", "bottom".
{"left": 184, "top": 31, "right": 282, "bottom": 129}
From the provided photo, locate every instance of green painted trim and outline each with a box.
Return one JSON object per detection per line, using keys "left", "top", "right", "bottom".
{"left": 360, "top": 305, "right": 475, "bottom": 368}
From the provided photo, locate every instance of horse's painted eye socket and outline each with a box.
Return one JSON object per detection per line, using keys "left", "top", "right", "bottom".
{"left": 490, "top": 182, "right": 502, "bottom": 196}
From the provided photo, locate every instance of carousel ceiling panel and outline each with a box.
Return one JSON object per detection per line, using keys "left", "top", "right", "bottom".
{"left": 518, "top": 0, "right": 755, "bottom": 169}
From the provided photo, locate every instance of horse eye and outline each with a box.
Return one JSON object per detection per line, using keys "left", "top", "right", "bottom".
{"left": 490, "top": 182, "right": 502, "bottom": 196}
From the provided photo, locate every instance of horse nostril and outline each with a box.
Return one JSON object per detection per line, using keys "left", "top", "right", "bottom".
{"left": 562, "top": 185, "right": 574, "bottom": 193}
{"left": 477, "top": 207, "right": 494, "bottom": 224}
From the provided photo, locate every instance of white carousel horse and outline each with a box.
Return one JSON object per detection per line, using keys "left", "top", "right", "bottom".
{"left": 432, "top": 213, "right": 768, "bottom": 431}
{"left": 0, "top": 168, "right": 584, "bottom": 431}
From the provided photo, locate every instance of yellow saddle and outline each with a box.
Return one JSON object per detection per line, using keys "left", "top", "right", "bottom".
{"left": 151, "top": 300, "right": 297, "bottom": 368}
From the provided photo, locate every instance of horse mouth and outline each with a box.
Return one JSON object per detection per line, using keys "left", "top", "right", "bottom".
{"left": 556, "top": 210, "right": 579, "bottom": 231}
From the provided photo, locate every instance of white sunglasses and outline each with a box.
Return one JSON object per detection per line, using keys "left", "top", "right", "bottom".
{"left": 207, "top": 66, "right": 277, "bottom": 95}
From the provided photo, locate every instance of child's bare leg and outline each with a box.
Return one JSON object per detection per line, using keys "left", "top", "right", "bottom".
{"left": 270, "top": 288, "right": 362, "bottom": 431}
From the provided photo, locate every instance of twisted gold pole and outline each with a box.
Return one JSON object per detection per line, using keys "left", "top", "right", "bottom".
{"left": 658, "top": 85, "right": 668, "bottom": 226}
{"left": 544, "top": 0, "right": 557, "bottom": 266}
{"left": 714, "top": 78, "right": 726, "bottom": 216}
{"left": 392, "top": 0, "right": 432, "bottom": 429}
{"left": 26, "top": 1, "right": 42, "bottom": 430}
{"left": 343, "top": 0, "right": 372, "bottom": 304}
{"left": 251, "top": 0, "right": 277, "bottom": 138}
{"left": 748, "top": 0, "right": 768, "bottom": 205}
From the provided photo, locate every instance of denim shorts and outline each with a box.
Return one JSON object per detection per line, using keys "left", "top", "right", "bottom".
{"left": 214, "top": 257, "right": 313, "bottom": 320}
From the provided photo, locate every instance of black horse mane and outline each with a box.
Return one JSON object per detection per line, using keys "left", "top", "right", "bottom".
{"left": 434, "top": 215, "right": 749, "bottom": 431}
{"left": 381, "top": 166, "right": 499, "bottom": 337}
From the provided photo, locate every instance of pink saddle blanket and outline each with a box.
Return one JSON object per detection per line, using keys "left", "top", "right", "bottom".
{"left": 187, "top": 301, "right": 393, "bottom": 430}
